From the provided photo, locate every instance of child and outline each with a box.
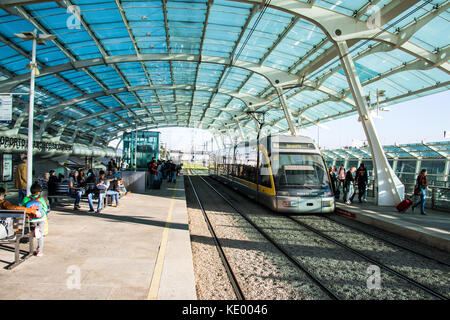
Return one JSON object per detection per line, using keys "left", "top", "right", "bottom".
{"left": 0, "top": 187, "right": 36, "bottom": 240}
{"left": 22, "top": 183, "right": 49, "bottom": 257}
{"left": 117, "top": 178, "right": 130, "bottom": 197}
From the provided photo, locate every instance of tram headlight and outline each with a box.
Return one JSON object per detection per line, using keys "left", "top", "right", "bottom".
{"left": 322, "top": 198, "right": 334, "bottom": 207}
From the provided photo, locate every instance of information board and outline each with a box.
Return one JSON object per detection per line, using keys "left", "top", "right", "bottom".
{"left": 0, "top": 95, "right": 12, "bottom": 123}
{"left": 2, "top": 154, "right": 12, "bottom": 181}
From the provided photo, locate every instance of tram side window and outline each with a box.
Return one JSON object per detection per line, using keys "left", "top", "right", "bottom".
{"left": 259, "top": 151, "right": 271, "bottom": 188}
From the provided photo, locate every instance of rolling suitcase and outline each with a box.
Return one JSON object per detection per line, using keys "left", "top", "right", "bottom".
{"left": 396, "top": 199, "right": 412, "bottom": 212}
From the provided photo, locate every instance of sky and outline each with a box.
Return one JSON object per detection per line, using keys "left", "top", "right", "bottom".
{"left": 112, "top": 89, "right": 450, "bottom": 152}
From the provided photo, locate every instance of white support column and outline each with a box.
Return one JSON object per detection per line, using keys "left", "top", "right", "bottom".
{"left": 276, "top": 87, "right": 297, "bottom": 136}
{"left": 213, "top": 135, "right": 220, "bottom": 150}
{"left": 115, "top": 137, "right": 123, "bottom": 151}
{"left": 392, "top": 159, "right": 398, "bottom": 173}
{"left": 415, "top": 159, "right": 422, "bottom": 176}
{"left": 444, "top": 159, "right": 450, "bottom": 183}
{"left": 227, "top": 130, "right": 234, "bottom": 147}
{"left": 26, "top": 34, "right": 37, "bottom": 197}
{"left": 219, "top": 133, "right": 226, "bottom": 149}
{"left": 337, "top": 41, "right": 404, "bottom": 206}
{"left": 235, "top": 121, "right": 245, "bottom": 142}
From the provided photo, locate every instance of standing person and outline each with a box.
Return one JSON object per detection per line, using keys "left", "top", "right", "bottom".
{"left": 147, "top": 157, "right": 155, "bottom": 187}
{"left": 172, "top": 162, "right": 178, "bottom": 184}
{"left": 14, "top": 154, "right": 27, "bottom": 205}
{"left": 344, "top": 167, "right": 357, "bottom": 205}
{"left": 356, "top": 163, "right": 368, "bottom": 203}
{"left": 328, "top": 166, "right": 337, "bottom": 195}
{"left": 150, "top": 158, "right": 158, "bottom": 188}
{"left": 337, "top": 164, "right": 346, "bottom": 198}
{"left": 412, "top": 169, "right": 429, "bottom": 215}
{"left": 167, "top": 160, "right": 173, "bottom": 183}
{"left": 38, "top": 172, "right": 50, "bottom": 204}
{"left": 69, "top": 170, "right": 85, "bottom": 211}
{"left": 22, "top": 183, "right": 49, "bottom": 257}
{"left": 47, "top": 170, "right": 58, "bottom": 205}
{"left": 157, "top": 160, "right": 163, "bottom": 181}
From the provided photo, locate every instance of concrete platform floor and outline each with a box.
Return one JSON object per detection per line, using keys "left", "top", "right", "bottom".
{"left": 336, "top": 199, "right": 450, "bottom": 253}
{"left": 0, "top": 175, "right": 196, "bottom": 300}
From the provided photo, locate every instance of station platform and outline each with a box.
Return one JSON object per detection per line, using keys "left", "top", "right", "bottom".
{"left": 335, "top": 200, "right": 450, "bottom": 253}
{"left": 0, "top": 175, "right": 197, "bottom": 300}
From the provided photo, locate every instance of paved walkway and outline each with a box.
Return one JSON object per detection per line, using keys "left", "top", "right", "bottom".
{"left": 0, "top": 175, "right": 197, "bottom": 300}
{"left": 336, "top": 199, "right": 450, "bottom": 253}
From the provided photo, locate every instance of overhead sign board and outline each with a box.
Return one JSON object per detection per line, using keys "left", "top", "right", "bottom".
{"left": 0, "top": 95, "right": 12, "bottom": 123}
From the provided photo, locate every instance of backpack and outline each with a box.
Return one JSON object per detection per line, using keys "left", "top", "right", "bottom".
{"left": 25, "top": 197, "right": 45, "bottom": 222}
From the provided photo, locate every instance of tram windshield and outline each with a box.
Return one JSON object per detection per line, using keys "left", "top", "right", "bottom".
{"left": 272, "top": 153, "right": 330, "bottom": 189}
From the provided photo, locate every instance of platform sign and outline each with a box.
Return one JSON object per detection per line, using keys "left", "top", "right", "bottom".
{"left": 0, "top": 95, "right": 12, "bottom": 123}
{"left": 2, "top": 154, "right": 12, "bottom": 181}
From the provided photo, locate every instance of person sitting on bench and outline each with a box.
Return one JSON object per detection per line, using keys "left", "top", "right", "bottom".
{"left": 0, "top": 187, "right": 37, "bottom": 240}
{"left": 117, "top": 178, "right": 130, "bottom": 197}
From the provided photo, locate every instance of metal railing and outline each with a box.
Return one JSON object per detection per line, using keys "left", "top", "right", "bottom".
{"left": 361, "top": 179, "right": 450, "bottom": 212}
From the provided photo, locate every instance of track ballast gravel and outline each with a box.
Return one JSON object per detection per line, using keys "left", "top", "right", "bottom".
{"left": 185, "top": 175, "right": 330, "bottom": 300}
{"left": 201, "top": 176, "right": 448, "bottom": 300}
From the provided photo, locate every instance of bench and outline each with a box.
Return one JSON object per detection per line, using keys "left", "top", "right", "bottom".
{"left": 0, "top": 209, "right": 34, "bottom": 270}
{"left": 47, "top": 182, "right": 71, "bottom": 205}
{"left": 48, "top": 182, "right": 121, "bottom": 208}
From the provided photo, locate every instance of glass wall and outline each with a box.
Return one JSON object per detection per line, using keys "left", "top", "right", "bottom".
{"left": 123, "top": 131, "right": 160, "bottom": 170}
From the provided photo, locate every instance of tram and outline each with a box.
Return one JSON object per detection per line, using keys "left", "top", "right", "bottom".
{"left": 209, "top": 135, "right": 335, "bottom": 213}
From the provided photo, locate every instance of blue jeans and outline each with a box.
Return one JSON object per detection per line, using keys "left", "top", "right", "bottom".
{"left": 71, "top": 189, "right": 85, "bottom": 206}
{"left": 413, "top": 188, "right": 426, "bottom": 213}
{"left": 150, "top": 174, "right": 157, "bottom": 188}
{"left": 107, "top": 190, "right": 119, "bottom": 204}
{"left": 172, "top": 171, "right": 177, "bottom": 182}
{"left": 18, "top": 189, "right": 27, "bottom": 205}
{"left": 345, "top": 184, "right": 355, "bottom": 202}
{"left": 88, "top": 192, "right": 105, "bottom": 211}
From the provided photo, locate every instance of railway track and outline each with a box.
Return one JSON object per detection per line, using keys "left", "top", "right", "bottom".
{"left": 322, "top": 214, "right": 450, "bottom": 268}
{"left": 190, "top": 172, "right": 449, "bottom": 300}
{"left": 284, "top": 214, "right": 448, "bottom": 300}
{"left": 186, "top": 172, "right": 340, "bottom": 300}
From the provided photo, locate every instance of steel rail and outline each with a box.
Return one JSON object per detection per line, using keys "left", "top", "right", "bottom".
{"left": 324, "top": 213, "right": 450, "bottom": 268}
{"left": 285, "top": 215, "right": 449, "bottom": 300}
{"left": 197, "top": 175, "right": 340, "bottom": 300}
{"left": 186, "top": 174, "right": 245, "bottom": 300}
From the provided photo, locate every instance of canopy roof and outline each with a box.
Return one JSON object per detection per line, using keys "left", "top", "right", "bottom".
{"left": 322, "top": 140, "right": 450, "bottom": 160}
{"left": 0, "top": 0, "right": 448, "bottom": 147}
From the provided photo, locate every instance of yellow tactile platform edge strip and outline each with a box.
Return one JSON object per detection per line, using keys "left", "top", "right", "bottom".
{"left": 147, "top": 179, "right": 178, "bottom": 300}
